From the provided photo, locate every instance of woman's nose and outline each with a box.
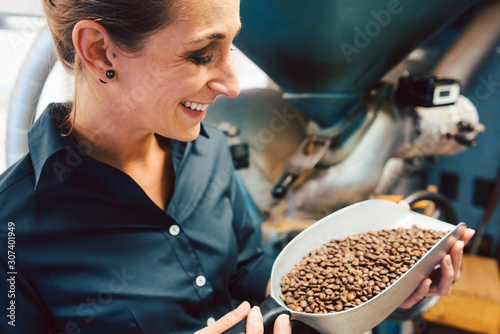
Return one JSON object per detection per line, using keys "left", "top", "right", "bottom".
{"left": 208, "top": 53, "right": 240, "bottom": 98}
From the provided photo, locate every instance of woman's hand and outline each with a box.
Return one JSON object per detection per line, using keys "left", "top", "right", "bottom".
{"left": 399, "top": 228, "right": 475, "bottom": 309}
{"left": 195, "top": 301, "right": 291, "bottom": 334}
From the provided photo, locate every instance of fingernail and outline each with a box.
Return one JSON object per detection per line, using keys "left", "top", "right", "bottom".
{"left": 236, "top": 302, "right": 248, "bottom": 315}
{"left": 250, "top": 306, "right": 262, "bottom": 323}
{"left": 426, "top": 279, "right": 432, "bottom": 288}
{"left": 280, "top": 314, "right": 291, "bottom": 330}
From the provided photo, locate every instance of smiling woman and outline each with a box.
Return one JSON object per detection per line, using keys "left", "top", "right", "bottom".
{"left": 0, "top": 0, "right": 290, "bottom": 333}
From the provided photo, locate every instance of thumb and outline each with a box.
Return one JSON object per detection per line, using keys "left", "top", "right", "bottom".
{"left": 195, "top": 301, "right": 250, "bottom": 334}
{"left": 398, "top": 200, "right": 411, "bottom": 210}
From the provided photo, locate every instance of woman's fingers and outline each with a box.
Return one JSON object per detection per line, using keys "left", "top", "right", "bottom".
{"left": 194, "top": 301, "right": 250, "bottom": 334}
{"left": 450, "top": 240, "right": 464, "bottom": 281}
{"left": 274, "top": 314, "right": 291, "bottom": 334}
{"left": 398, "top": 200, "right": 411, "bottom": 210}
{"left": 428, "top": 255, "right": 454, "bottom": 296}
{"left": 398, "top": 228, "right": 475, "bottom": 309}
{"left": 449, "top": 228, "right": 474, "bottom": 281}
{"left": 246, "top": 306, "right": 264, "bottom": 333}
{"left": 193, "top": 302, "right": 290, "bottom": 334}
{"left": 461, "top": 228, "right": 475, "bottom": 244}
{"left": 398, "top": 278, "right": 431, "bottom": 309}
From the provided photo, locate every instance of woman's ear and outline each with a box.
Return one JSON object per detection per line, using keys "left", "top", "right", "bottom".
{"left": 72, "top": 20, "right": 115, "bottom": 81}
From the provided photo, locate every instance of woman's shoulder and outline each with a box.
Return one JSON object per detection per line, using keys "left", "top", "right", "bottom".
{"left": 0, "top": 155, "right": 34, "bottom": 196}
{"left": 0, "top": 155, "right": 36, "bottom": 232}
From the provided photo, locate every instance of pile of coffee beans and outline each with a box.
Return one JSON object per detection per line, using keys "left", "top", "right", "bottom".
{"left": 279, "top": 225, "right": 446, "bottom": 313}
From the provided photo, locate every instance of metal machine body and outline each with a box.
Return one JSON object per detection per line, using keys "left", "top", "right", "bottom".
{"left": 5, "top": 1, "right": 498, "bottom": 252}
{"left": 235, "top": 0, "right": 478, "bottom": 128}
{"left": 206, "top": 83, "right": 483, "bottom": 222}
{"left": 204, "top": 0, "right": 496, "bottom": 249}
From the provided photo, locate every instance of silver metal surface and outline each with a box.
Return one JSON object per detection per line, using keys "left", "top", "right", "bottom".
{"left": 285, "top": 136, "right": 332, "bottom": 175}
{"left": 397, "top": 95, "right": 483, "bottom": 158}
{"left": 0, "top": 2, "right": 43, "bottom": 17}
{"left": 205, "top": 89, "right": 309, "bottom": 214}
{"left": 286, "top": 98, "right": 406, "bottom": 220}
{"left": 0, "top": 15, "right": 44, "bottom": 31}
{"left": 6, "top": 27, "right": 56, "bottom": 166}
{"left": 269, "top": 199, "right": 467, "bottom": 334}
{"left": 432, "top": 0, "right": 500, "bottom": 89}
{"left": 280, "top": 93, "right": 482, "bottom": 220}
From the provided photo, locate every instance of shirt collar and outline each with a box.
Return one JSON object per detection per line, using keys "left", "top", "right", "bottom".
{"left": 28, "top": 103, "right": 77, "bottom": 189}
{"left": 199, "top": 123, "right": 209, "bottom": 138}
{"left": 29, "top": 103, "right": 210, "bottom": 188}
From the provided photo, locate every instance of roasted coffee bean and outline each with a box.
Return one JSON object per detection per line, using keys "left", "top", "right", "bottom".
{"left": 280, "top": 225, "right": 445, "bottom": 313}
{"left": 347, "top": 291, "right": 356, "bottom": 301}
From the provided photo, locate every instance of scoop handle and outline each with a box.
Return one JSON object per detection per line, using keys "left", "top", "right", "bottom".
{"left": 222, "top": 297, "right": 291, "bottom": 334}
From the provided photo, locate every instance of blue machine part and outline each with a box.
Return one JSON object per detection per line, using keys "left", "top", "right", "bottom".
{"left": 235, "top": 0, "right": 478, "bottom": 128}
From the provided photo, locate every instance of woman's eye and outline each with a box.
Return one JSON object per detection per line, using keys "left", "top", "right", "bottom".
{"left": 190, "top": 55, "right": 213, "bottom": 65}
{"left": 188, "top": 46, "right": 213, "bottom": 66}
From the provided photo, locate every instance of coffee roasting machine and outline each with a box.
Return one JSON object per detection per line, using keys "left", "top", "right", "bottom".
{"left": 6, "top": 0, "right": 500, "bottom": 255}
{"left": 204, "top": 0, "right": 500, "bottom": 253}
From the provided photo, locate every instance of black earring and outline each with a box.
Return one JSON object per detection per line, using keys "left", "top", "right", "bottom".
{"left": 106, "top": 70, "right": 115, "bottom": 79}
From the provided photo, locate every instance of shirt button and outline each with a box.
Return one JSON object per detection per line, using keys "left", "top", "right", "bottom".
{"left": 169, "top": 225, "right": 180, "bottom": 236}
{"left": 207, "top": 317, "right": 216, "bottom": 326}
{"left": 195, "top": 275, "right": 206, "bottom": 287}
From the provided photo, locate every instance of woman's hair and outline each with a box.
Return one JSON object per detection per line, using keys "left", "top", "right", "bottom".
{"left": 41, "top": 0, "right": 178, "bottom": 134}
{"left": 42, "top": 0, "right": 177, "bottom": 72}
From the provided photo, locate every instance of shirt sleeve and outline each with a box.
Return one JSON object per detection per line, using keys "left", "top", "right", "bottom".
{"left": 227, "top": 168, "right": 275, "bottom": 304}
{"left": 1, "top": 256, "right": 53, "bottom": 333}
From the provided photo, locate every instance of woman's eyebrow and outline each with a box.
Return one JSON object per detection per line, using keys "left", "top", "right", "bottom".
{"left": 189, "top": 25, "right": 242, "bottom": 45}
{"left": 192, "top": 32, "right": 226, "bottom": 44}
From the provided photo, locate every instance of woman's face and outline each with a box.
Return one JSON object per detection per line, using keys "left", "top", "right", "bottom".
{"left": 113, "top": 0, "right": 241, "bottom": 142}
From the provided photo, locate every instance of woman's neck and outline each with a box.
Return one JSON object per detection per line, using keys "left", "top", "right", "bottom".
{"left": 70, "top": 82, "right": 160, "bottom": 167}
{"left": 71, "top": 92, "right": 174, "bottom": 210}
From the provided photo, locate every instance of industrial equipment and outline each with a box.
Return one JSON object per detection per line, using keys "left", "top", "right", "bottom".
{"left": 5, "top": 0, "right": 499, "bottom": 254}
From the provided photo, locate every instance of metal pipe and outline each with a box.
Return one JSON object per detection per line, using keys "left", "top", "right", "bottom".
{"left": 6, "top": 27, "right": 56, "bottom": 167}
{"left": 287, "top": 102, "right": 407, "bottom": 220}
{"left": 432, "top": 0, "right": 500, "bottom": 89}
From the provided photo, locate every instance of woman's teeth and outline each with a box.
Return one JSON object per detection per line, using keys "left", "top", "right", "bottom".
{"left": 181, "top": 101, "right": 209, "bottom": 111}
